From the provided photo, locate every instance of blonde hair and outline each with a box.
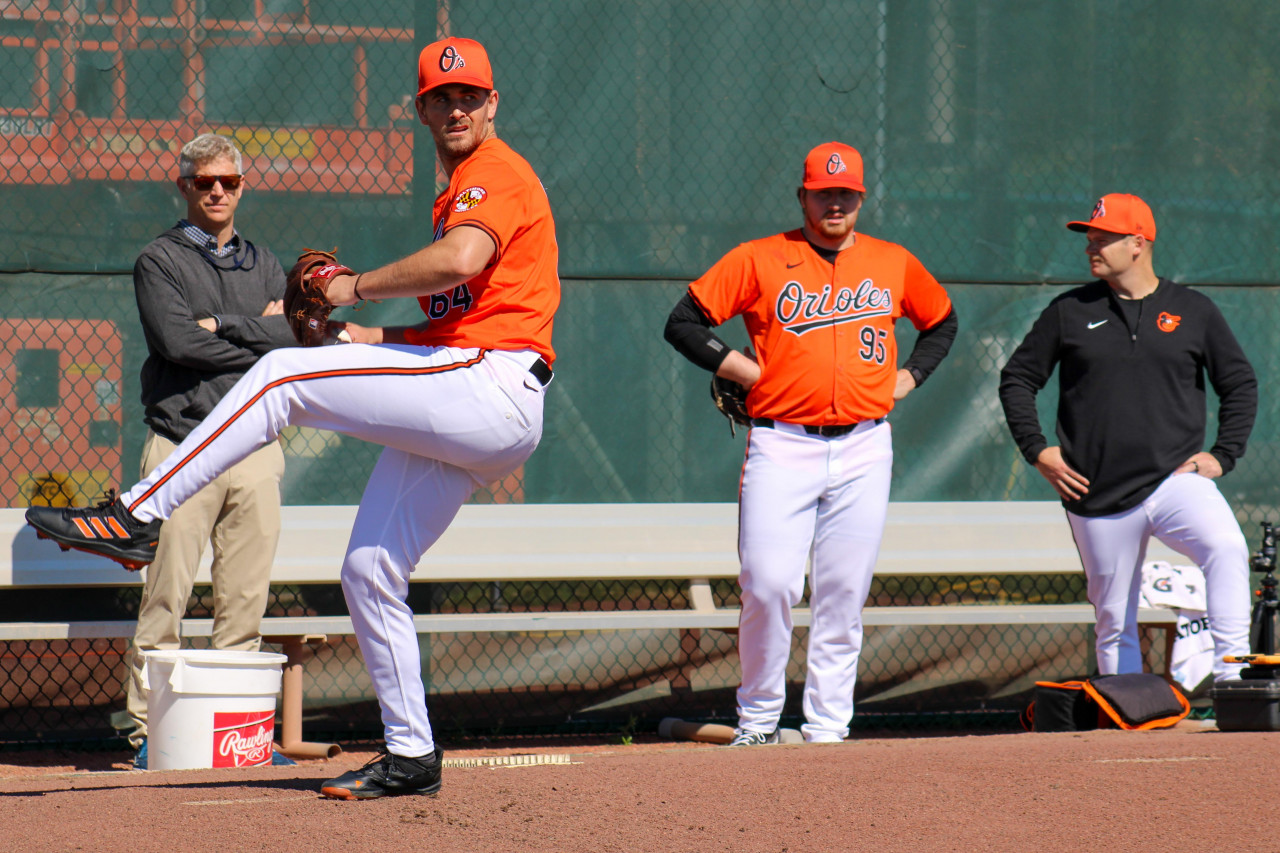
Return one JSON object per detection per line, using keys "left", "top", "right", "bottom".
{"left": 178, "top": 134, "right": 243, "bottom": 177}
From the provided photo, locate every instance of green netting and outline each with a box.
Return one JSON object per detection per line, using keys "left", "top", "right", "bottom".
{"left": 2, "top": 1, "right": 1278, "bottom": 745}
{"left": 2, "top": 2, "right": 1279, "bottom": 282}
{"left": 3, "top": 276, "right": 1275, "bottom": 526}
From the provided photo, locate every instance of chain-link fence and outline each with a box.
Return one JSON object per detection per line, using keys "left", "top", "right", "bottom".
{"left": 4, "top": 571, "right": 1138, "bottom": 744}
{"left": 3, "top": 2, "right": 1279, "bottom": 745}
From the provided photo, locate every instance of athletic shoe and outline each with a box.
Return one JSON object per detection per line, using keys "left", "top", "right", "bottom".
{"left": 727, "top": 727, "right": 781, "bottom": 747}
{"left": 25, "top": 491, "right": 161, "bottom": 571}
{"left": 320, "top": 746, "right": 444, "bottom": 800}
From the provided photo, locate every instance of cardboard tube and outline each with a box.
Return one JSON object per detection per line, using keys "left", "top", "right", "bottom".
{"left": 659, "top": 718, "right": 806, "bottom": 745}
{"left": 268, "top": 634, "right": 342, "bottom": 761}
{"left": 658, "top": 717, "right": 736, "bottom": 744}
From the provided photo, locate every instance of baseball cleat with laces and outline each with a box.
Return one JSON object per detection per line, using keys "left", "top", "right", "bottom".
{"left": 320, "top": 746, "right": 444, "bottom": 800}
{"left": 25, "top": 491, "right": 162, "bottom": 571}
{"left": 727, "top": 727, "right": 781, "bottom": 747}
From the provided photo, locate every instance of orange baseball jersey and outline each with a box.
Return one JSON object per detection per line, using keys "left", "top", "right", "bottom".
{"left": 689, "top": 229, "right": 952, "bottom": 423}
{"left": 404, "top": 138, "right": 560, "bottom": 365}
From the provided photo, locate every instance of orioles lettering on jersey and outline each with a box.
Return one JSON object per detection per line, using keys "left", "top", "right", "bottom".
{"left": 776, "top": 278, "right": 893, "bottom": 336}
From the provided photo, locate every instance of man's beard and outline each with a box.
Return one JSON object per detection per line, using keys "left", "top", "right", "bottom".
{"left": 809, "top": 215, "right": 854, "bottom": 242}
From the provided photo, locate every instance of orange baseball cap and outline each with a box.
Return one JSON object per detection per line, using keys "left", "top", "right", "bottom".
{"left": 802, "top": 142, "right": 866, "bottom": 192}
{"left": 1067, "top": 193, "right": 1157, "bottom": 241}
{"left": 418, "top": 37, "right": 493, "bottom": 96}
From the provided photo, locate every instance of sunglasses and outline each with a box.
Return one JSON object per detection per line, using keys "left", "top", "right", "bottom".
{"left": 186, "top": 174, "right": 243, "bottom": 191}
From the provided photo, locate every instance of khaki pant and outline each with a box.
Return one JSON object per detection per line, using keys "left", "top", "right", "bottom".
{"left": 125, "top": 431, "right": 284, "bottom": 747}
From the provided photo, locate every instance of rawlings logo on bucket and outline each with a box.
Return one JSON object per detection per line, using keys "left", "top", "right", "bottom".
{"left": 213, "top": 711, "right": 275, "bottom": 768}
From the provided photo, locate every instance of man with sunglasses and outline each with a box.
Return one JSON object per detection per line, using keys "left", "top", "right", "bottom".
{"left": 123, "top": 132, "right": 295, "bottom": 768}
{"left": 28, "top": 38, "right": 558, "bottom": 798}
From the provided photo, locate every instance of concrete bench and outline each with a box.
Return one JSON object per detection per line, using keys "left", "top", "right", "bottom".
{"left": 0, "top": 501, "right": 1181, "bottom": 756}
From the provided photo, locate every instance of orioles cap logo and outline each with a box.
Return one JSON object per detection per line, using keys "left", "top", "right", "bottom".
{"left": 1091, "top": 198, "right": 1106, "bottom": 219}
{"left": 440, "top": 45, "right": 466, "bottom": 73}
{"left": 454, "top": 186, "right": 487, "bottom": 211}
{"left": 1157, "top": 311, "right": 1181, "bottom": 332}
{"left": 826, "top": 154, "right": 847, "bottom": 176}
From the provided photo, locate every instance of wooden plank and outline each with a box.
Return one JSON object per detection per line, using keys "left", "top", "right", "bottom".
{"left": 0, "top": 604, "right": 1179, "bottom": 643}
{"left": 0, "top": 501, "right": 1186, "bottom": 589}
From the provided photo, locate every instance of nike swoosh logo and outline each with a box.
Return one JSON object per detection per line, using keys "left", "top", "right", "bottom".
{"left": 1087, "top": 320, "right": 1108, "bottom": 329}
{"left": 786, "top": 261, "right": 802, "bottom": 269}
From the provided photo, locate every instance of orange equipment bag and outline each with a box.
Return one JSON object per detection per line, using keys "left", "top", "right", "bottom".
{"left": 1020, "top": 673, "right": 1190, "bottom": 732}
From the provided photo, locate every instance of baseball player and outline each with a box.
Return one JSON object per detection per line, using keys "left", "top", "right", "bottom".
{"left": 664, "top": 142, "right": 957, "bottom": 744}
{"left": 998, "top": 193, "right": 1257, "bottom": 681}
{"left": 26, "top": 36, "right": 559, "bottom": 798}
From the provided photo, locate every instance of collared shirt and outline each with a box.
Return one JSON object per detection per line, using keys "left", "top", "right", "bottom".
{"left": 177, "top": 220, "right": 241, "bottom": 258}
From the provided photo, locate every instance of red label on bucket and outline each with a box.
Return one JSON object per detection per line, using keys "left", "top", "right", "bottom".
{"left": 212, "top": 711, "right": 275, "bottom": 768}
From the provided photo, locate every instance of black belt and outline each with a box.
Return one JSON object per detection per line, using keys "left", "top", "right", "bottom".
{"left": 528, "top": 358, "right": 553, "bottom": 386}
{"left": 751, "top": 417, "right": 883, "bottom": 437}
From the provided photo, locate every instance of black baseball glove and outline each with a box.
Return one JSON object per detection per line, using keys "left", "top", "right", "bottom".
{"left": 710, "top": 374, "right": 751, "bottom": 437}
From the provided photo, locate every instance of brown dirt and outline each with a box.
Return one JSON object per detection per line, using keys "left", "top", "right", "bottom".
{"left": 1, "top": 720, "right": 1277, "bottom": 853}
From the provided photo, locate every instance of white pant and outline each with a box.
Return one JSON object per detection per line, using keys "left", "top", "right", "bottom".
{"left": 122, "top": 343, "right": 547, "bottom": 756}
{"left": 735, "top": 419, "right": 893, "bottom": 742}
{"left": 1067, "top": 472, "right": 1251, "bottom": 681}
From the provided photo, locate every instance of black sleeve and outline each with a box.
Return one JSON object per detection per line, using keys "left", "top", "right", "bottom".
{"left": 901, "top": 308, "right": 957, "bottom": 386}
{"left": 663, "top": 291, "right": 734, "bottom": 373}
{"left": 998, "top": 302, "right": 1062, "bottom": 465}
{"left": 1202, "top": 303, "right": 1258, "bottom": 473}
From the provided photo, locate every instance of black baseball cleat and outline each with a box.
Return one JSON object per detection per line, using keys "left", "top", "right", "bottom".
{"left": 25, "top": 491, "right": 162, "bottom": 571}
{"left": 320, "top": 746, "right": 444, "bottom": 800}
{"left": 727, "top": 727, "right": 781, "bottom": 747}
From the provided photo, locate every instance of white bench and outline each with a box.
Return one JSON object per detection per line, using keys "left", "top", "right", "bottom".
{"left": 0, "top": 501, "right": 1181, "bottom": 755}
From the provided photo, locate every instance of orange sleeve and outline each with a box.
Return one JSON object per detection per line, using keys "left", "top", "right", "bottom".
{"left": 439, "top": 154, "right": 528, "bottom": 261}
{"left": 687, "top": 243, "right": 759, "bottom": 326}
{"left": 900, "top": 251, "right": 953, "bottom": 330}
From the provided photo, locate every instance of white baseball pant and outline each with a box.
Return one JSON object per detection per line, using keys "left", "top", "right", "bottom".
{"left": 735, "top": 419, "right": 893, "bottom": 743}
{"left": 121, "top": 343, "right": 548, "bottom": 757}
{"left": 1067, "top": 471, "right": 1251, "bottom": 681}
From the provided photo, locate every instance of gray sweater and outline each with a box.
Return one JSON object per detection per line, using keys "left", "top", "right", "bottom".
{"left": 133, "top": 226, "right": 295, "bottom": 442}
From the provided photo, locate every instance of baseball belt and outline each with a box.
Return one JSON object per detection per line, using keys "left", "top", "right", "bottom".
{"left": 750, "top": 417, "right": 884, "bottom": 438}
{"left": 528, "top": 358, "right": 553, "bottom": 387}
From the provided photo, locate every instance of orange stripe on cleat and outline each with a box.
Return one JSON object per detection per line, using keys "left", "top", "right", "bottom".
{"left": 73, "top": 518, "right": 97, "bottom": 538}
{"left": 89, "top": 518, "right": 112, "bottom": 538}
{"left": 107, "top": 518, "right": 129, "bottom": 537}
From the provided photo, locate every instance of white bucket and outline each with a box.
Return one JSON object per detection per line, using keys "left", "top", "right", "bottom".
{"left": 144, "top": 649, "right": 288, "bottom": 771}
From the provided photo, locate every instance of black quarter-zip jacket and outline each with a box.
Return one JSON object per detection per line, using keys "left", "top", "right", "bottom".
{"left": 998, "top": 278, "right": 1257, "bottom": 517}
